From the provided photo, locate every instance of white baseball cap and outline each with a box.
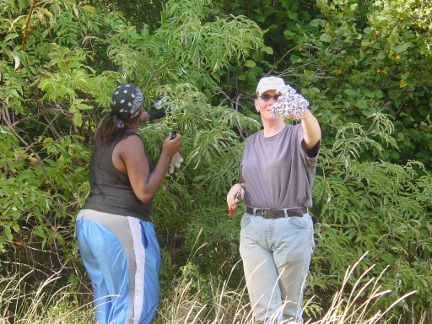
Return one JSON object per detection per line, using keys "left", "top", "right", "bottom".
{"left": 256, "top": 76, "right": 285, "bottom": 95}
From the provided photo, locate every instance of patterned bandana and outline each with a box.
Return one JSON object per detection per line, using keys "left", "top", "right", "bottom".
{"left": 111, "top": 83, "right": 143, "bottom": 119}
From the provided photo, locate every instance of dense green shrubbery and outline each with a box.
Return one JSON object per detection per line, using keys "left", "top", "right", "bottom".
{"left": 0, "top": 0, "right": 430, "bottom": 322}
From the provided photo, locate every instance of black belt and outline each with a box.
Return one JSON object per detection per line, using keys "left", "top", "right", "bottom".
{"left": 245, "top": 206, "right": 308, "bottom": 218}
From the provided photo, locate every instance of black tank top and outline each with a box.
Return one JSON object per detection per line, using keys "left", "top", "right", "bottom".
{"left": 83, "top": 130, "right": 153, "bottom": 222}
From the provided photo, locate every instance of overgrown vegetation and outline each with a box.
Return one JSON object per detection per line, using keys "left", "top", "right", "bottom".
{"left": 1, "top": 0, "right": 430, "bottom": 322}
{"left": 0, "top": 253, "right": 424, "bottom": 323}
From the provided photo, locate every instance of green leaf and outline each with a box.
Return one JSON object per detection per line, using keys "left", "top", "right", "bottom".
{"left": 73, "top": 112, "right": 83, "bottom": 127}
{"left": 33, "top": 226, "right": 45, "bottom": 238}
{"left": 244, "top": 60, "right": 256, "bottom": 68}
{"left": 392, "top": 43, "right": 410, "bottom": 54}
{"left": 381, "top": 252, "right": 396, "bottom": 265}
{"left": 320, "top": 33, "right": 333, "bottom": 43}
{"left": 310, "top": 19, "right": 321, "bottom": 27}
{"left": 304, "top": 69, "right": 315, "bottom": 77}
{"left": 4, "top": 226, "right": 13, "bottom": 242}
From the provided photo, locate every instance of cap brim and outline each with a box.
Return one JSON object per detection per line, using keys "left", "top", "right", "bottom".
{"left": 257, "top": 85, "right": 280, "bottom": 95}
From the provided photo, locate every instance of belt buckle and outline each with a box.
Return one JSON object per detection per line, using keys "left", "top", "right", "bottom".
{"left": 262, "top": 208, "right": 272, "bottom": 218}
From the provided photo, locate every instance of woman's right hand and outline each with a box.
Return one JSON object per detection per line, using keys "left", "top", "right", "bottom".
{"left": 227, "top": 183, "right": 244, "bottom": 211}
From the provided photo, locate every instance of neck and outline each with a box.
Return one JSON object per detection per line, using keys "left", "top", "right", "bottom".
{"left": 124, "top": 120, "right": 139, "bottom": 132}
{"left": 262, "top": 120, "right": 285, "bottom": 137}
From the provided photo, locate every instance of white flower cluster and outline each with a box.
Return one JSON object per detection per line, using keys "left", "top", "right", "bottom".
{"left": 269, "top": 84, "right": 309, "bottom": 119}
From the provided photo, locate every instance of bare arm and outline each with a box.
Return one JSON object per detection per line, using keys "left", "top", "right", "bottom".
{"left": 114, "top": 133, "right": 182, "bottom": 202}
{"left": 300, "top": 109, "right": 321, "bottom": 149}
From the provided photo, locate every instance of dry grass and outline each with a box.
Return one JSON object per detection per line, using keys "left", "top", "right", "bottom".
{"left": 305, "top": 252, "right": 418, "bottom": 324}
{"left": 0, "top": 264, "right": 93, "bottom": 324}
{"left": 0, "top": 252, "right": 423, "bottom": 323}
{"left": 154, "top": 252, "right": 420, "bottom": 324}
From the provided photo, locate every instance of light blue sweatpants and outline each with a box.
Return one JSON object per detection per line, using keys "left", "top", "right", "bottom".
{"left": 76, "top": 209, "right": 161, "bottom": 324}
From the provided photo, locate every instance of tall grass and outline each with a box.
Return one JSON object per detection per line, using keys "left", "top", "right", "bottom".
{"left": 0, "top": 253, "right": 422, "bottom": 323}
{"left": 154, "top": 252, "right": 419, "bottom": 324}
{"left": 155, "top": 259, "right": 254, "bottom": 324}
{"left": 0, "top": 263, "right": 94, "bottom": 324}
{"left": 307, "top": 252, "right": 418, "bottom": 324}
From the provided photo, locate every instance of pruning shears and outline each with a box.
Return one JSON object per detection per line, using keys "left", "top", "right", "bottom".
{"left": 228, "top": 191, "right": 241, "bottom": 217}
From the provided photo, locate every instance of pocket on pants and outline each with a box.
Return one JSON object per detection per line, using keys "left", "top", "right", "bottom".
{"left": 280, "top": 214, "right": 315, "bottom": 252}
{"left": 290, "top": 213, "right": 313, "bottom": 229}
{"left": 240, "top": 213, "right": 252, "bottom": 229}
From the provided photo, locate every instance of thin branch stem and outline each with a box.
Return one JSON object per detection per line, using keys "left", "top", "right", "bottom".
{"left": 21, "top": 0, "right": 39, "bottom": 51}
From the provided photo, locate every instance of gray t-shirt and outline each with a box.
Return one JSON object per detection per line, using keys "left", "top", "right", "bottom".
{"left": 240, "top": 124, "right": 319, "bottom": 209}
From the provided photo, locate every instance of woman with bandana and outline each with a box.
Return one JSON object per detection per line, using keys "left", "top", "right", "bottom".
{"left": 76, "top": 83, "right": 182, "bottom": 324}
{"left": 226, "top": 76, "right": 321, "bottom": 324}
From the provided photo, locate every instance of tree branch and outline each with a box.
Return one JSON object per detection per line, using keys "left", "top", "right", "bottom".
{"left": 21, "top": 0, "right": 39, "bottom": 51}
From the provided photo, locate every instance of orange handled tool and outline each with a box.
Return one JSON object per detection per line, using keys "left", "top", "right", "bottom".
{"left": 228, "top": 191, "right": 241, "bottom": 217}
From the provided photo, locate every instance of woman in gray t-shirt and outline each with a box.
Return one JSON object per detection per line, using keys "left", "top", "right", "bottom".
{"left": 227, "top": 76, "right": 321, "bottom": 324}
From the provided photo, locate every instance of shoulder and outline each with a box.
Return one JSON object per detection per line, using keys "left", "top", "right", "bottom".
{"left": 246, "top": 130, "right": 262, "bottom": 142}
{"left": 126, "top": 131, "right": 142, "bottom": 140}
{"left": 286, "top": 123, "right": 302, "bottom": 132}
{"left": 116, "top": 132, "right": 145, "bottom": 154}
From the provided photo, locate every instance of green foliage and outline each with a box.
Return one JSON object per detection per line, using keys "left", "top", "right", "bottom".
{"left": 0, "top": 130, "right": 90, "bottom": 255}
{"left": 105, "top": 0, "right": 267, "bottom": 94}
{"left": 289, "top": 0, "right": 432, "bottom": 168}
{"left": 311, "top": 114, "right": 431, "bottom": 319}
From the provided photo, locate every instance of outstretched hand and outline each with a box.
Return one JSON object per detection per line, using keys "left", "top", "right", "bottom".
{"left": 148, "top": 94, "right": 166, "bottom": 121}
{"left": 139, "top": 94, "right": 167, "bottom": 123}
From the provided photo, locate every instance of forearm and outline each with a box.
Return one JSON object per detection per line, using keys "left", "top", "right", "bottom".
{"left": 301, "top": 109, "right": 321, "bottom": 148}
{"left": 139, "top": 153, "right": 171, "bottom": 202}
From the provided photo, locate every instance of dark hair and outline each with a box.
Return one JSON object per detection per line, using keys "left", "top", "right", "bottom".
{"left": 95, "top": 112, "right": 140, "bottom": 144}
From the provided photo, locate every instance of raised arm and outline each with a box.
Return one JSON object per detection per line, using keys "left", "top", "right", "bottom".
{"left": 114, "top": 133, "right": 182, "bottom": 202}
{"left": 300, "top": 109, "right": 321, "bottom": 149}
